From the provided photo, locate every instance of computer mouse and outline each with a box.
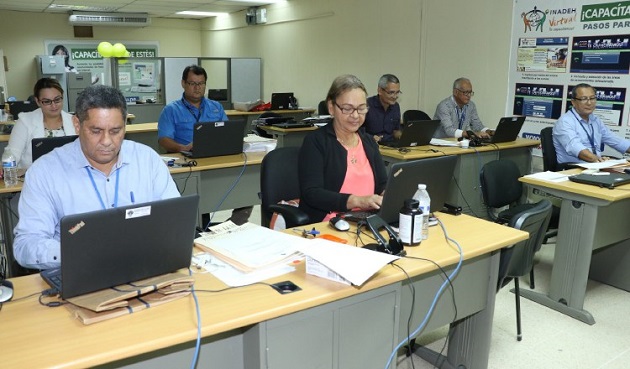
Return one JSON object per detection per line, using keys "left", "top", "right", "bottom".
{"left": 0, "top": 279, "right": 13, "bottom": 303}
{"left": 329, "top": 216, "right": 350, "bottom": 232}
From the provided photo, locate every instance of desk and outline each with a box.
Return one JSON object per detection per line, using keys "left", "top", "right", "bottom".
{"left": 380, "top": 138, "right": 539, "bottom": 219}
{"left": 0, "top": 214, "right": 527, "bottom": 369}
{"left": 519, "top": 170, "right": 630, "bottom": 325}
{"left": 258, "top": 125, "right": 318, "bottom": 147}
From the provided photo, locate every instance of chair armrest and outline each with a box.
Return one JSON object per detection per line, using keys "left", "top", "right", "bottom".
{"left": 268, "top": 204, "right": 310, "bottom": 228}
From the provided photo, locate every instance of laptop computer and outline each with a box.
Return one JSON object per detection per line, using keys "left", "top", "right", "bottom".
{"left": 270, "top": 92, "right": 295, "bottom": 110}
{"left": 181, "top": 119, "right": 247, "bottom": 159}
{"left": 481, "top": 116, "right": 526, "bottom": 144}
{"left": 380, "top": 120, "right": 441, "bottom": 148}
{"left": 32, "top": 135, "right": 78, "bottom": 162}
{"left": 8, "top": 100, "right": 38, "bottom": 119}
{"left": 343, "top": 155, "right": 458, "bottom": 224}
{"left": 569, "top": 172, "right": 630, "bottom": 189}
{"left": 41, "top": 194, "right": 199, "bottom": 299}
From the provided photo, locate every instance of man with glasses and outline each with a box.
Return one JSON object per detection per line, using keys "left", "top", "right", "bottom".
{"left": 433, "top": 77, "right": 493, "bottom": 139}
{"left": 364, "top": 74, "right": 402, "bottom": 142}
{"left": 158, "top": 65, "right": 228, "bottom": 153}
{"left": 553, "top": 83, "right": 630, "bottom": 164}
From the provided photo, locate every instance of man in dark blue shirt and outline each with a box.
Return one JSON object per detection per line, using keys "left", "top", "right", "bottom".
{"left": 363, "top": 74, "right": 402, "bottom": 142}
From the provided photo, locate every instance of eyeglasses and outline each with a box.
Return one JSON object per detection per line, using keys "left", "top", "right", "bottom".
{"left": 573, "top": 96, "right": 597, "bottom": 103}
{"left": 383, "top": 89, "right": 402, "bottom": 97}
{"left": 40, "top": 96, "right": 64, "bottom": 106}
{"left": 456, "top": 89, "right": 474, "bottom": 97}
{"left": 334, "top": 102, "right": 369, "bottom": 115}
{"left": 185, "top": 81, "right": 206, "bottom": 87}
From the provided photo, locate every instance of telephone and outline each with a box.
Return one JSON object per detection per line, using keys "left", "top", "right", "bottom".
{"left": 465, "top": 130, "right": 484, "bottom": 147}
{"left": 362, "top": 215, "right": 405, "bottom": 256}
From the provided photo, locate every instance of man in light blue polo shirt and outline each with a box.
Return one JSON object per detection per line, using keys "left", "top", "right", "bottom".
{"left": 553, "top": 83, "right": 630, "bottom": 165}
{"left": 14, "top": 85, "right": 179, "bottom": 270}
{"left": 157, "top": 64, "right": 228, "bottom": 153}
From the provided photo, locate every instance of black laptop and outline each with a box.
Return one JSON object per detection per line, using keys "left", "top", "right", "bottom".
{"left": 8, "top": 100, "right": 38, "bottom": 119}
{"left": 41, "top": 195, "right": 199, "bottom": 299}
{"left": 32, "top": 135, "right": 78, "bottom": 162}
{"left": 380, "top": 120, "right": 441, "bottom": 148}
{"left": 181, "top": 119, "right": 247, "bottom": 159}
{"left": 343, "top": 155, "right": 457, "bottom": 224}
{"left": 482, "top": 116, "right": 526, "bottom": 144}
{"left": 569, "top": 172, "right": 630, "bottom": 189}
{"left": 270, "top": 92, "right": 295, "bottom": 110}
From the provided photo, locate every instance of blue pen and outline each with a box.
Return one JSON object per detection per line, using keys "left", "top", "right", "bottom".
{"left": 130, "top": 191, "right": 135, "bottom": 204}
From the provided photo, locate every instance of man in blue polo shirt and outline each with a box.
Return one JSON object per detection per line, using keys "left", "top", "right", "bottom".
{"left": 158, "top": 64, "right": 228, "bottom": 153}
{"left": 363, "top": 74, "right": 402, "bottom": 142}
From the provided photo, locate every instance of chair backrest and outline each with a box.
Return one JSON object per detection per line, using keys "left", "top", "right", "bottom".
{"left": 260, "top": 147, "right": 301, "bottom": 227}
{"left": 318, "top": 100, "right": 329, "bottom": 115}
{"left": 479, "top": 159, "right": 524, "bottom": 208}
{"left": 540, "top": 127, "right": 558, "bottom": 172}
{"left": 504, "top": 199, "right": 553, "bottom": 278}
{"left": 403, "top": 109, "right": 431, "bottom": 124}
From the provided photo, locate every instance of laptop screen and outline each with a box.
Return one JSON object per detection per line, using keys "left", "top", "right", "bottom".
{"left": 32, "top": 135, "right": 78, "bottom": 162}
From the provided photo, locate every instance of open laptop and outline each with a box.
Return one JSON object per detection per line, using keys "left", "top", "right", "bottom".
{"left": 41, "top": 194, "right": 199, "bottom": 299}
{"left": 181, "top": 119, "right": 247, "bottom": 159}
{"left": 8, "top": 100, "right": 38, "bottom": 119}
{"left": 569, "top": 172, "right": 630, "bottom": 189}
{"left": 32, "top": 135, "right": 78, "bottom": 162}
{"left": 481, "top": 116, "right": 526, "bottom": 144}
{"left": 270, "top": 92, "right": 295, "bottom": 110}
{"left": 380, "top": 120, "right": 441, "bottom": 148}
{"left": 343, "top": 155, "right": 457, "bottom": 224}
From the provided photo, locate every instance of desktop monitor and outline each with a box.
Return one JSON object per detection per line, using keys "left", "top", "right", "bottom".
{"left": 208, "top": 89, "right": 228, "bottom": 102}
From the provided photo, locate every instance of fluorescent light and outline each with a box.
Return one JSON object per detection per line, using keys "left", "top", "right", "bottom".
{"left": 176, "top": 11, "right": 229, "bottom": 17}
{"left": 48, "top": 4, "right": 118, "bottom": 12}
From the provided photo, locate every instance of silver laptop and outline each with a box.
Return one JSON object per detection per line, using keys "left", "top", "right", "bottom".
{"left": 181, "top": 119, "right": 247, "bottom": 159}
{"left": 41, "top": 195, "right": 199, "bottom": 299}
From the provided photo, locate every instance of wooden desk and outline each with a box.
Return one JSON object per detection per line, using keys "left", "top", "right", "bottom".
{"left": 519, "top": 170, "right": 630, "bottom": 325}
{"left": 0, "top": 214, "right": 527, "bottom": 369}
{"left": 258, "top": 125, "right": 318, "bottom": 147}
{"left": 380, "top": 138, "right": 539, "bottom": 219}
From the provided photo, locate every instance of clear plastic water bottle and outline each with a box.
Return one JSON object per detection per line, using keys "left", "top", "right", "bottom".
{"left": 412, "top": 184, "right": 431, "bottom": 240}
{"left": 2, "top": 148, "right": 18, "bottom": 186}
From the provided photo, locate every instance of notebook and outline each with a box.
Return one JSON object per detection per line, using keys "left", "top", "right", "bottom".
{"left": 8, "top": 100, "right": 38, "bottom": 118}
{"left": 481, "top": 116, "right": 526, "bottom": 144}
{"left": 181, "top": 119, "right": 247, "bottom": 159}
{"left": 343, "top": 155, "right": 458, "bottom": 224}
{"left": 41, "top": 194, "right": 200, "bottom": 299}
{"left": 380, "top": 120, "right": 441, "bottom": 148}
{"left": 569, "top": 172, "right": 630, "bottom": 189}
{"left": 270, "top": 92, "right": 295, "bottom": 110}
{"left": 31, "top": 135, "right": 78, "bottom": 162}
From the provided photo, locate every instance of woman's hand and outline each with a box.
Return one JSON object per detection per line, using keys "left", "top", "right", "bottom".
{"left": 347, "top": 194, "right": 383, "bottom": 210}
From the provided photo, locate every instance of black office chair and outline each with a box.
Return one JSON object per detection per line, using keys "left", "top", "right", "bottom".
{"left": 402, "top": 109, "right": 431, "bottom": 124}
{"left": 317, "top": 100, "right": 329, "bottom": 116}
{"left": 259, "top": 147, "right": 310, "bottom": 228}
{"left": 497, "top": 199, "right": 552, "bottom": 341}
{"left": 479, "top": 159, "right": 536, "bottom": 224}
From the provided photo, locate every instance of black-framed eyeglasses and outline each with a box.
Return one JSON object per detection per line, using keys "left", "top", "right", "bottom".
{"left": 40, "top": 96, "right": 64, "bottom": 106}
{"left": 382, "top": 89, "right": 402, "bottom": 97}
{"left": 456, "top": 89, "right": 474, "bottom": 97}
{"left": 185, "top": 81, "right": 206, "bottom": 87}
{"left": 573, "top": 96, "right": 597, "bottom": 103}
{"left": 334, "top": 102, "right": 369, "bottom": 115}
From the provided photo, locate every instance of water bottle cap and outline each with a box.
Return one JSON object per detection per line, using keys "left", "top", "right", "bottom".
{"left": 417, "top": 184, "right": 427, "bottom": 190}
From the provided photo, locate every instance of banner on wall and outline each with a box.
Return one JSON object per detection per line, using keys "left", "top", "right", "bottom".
{"left": 44, "top": 40, "right": 159, "bottom": 86}
{"left": 508, "top": 0, "right": 630, "bottom": 156}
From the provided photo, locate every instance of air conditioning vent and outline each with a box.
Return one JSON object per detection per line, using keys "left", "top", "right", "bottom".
{"left": 68, "top": 12, "right": 151, "bottom": 27}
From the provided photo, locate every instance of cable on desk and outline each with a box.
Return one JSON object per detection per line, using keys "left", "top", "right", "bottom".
{"left": 175, "top": 165, "right": 194, "bottom": 195}
{"left": 452, "top": 175, "right": 480, "bottom": 218}
{"left": 188, "top": 268, "right": 202, "bottom": 369}
{"left": 204, "top": 152, "right": 248, "bottom": 230}
{"left": 390, "top": 262, "right": 417, "bottom": 369}
{"left": 383, "top": 217, "right": 464, "bottom": 369}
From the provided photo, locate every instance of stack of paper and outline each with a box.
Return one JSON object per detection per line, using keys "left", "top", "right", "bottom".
{"left": 243, "top": 134, "right": 277, "bottom": 153}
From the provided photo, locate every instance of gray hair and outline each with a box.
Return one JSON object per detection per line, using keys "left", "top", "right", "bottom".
{"left": 74, "top": 85, "right": 127, "bottom": 124}
{"left": 326, "top": 74, "right": 368, "bottom": 103}
{"left": 378, "top": 74, "right": 400, "bottom": 89}
{"left": 452, "top": 77, "right": 471, "bottom": 90}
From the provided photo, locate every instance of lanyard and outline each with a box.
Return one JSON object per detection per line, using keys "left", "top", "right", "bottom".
{"left": 456, "top": 105, "right": 467, "bottom": 130}
{"left": 182, "top": 98, "right": 204, "bottom": 123}
{"left": 86, "top": 167, "right": 120, "bottom": 210}
{"left": 571, "top": 109, "right": 596, "bottom": 154}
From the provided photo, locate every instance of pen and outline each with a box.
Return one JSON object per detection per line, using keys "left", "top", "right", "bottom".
{"left": 130, "top": 191, "right": 135, "bottom": 204}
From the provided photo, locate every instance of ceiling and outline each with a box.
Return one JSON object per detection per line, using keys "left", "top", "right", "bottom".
{"left": 0, "top": 0, "right": 281, "bottom": 19}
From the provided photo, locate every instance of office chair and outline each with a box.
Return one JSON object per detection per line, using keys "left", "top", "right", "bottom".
{"left": 259, "top": 147, "right": 310, "bottom": 228}
{"left": 317, "top": 100, "right": 329, "bottom": 116}
{"left": 479, "top": 159, "right": 535, "bottom": 224}
{"left": 497, "top": 199, "right": 552, "bottom": 341}
{"left": 402, "top": 109, "right": 431, "bottom": 124}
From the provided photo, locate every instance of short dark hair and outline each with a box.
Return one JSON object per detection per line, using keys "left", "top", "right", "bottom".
{"left": 378, "top": 74, "right": 399, "bottom": 89}
{"left": 34, "top": 78, "right": 64, "bottom": 98}
{"left": 74, "top": 85, "right": 127, "bottom": 124}
{"left": 571, "top": 83, "right": 596, "bottom": 99}
{"left": 182, "top": 65, "right": 207, "bottom": 81}
{"left": 326, "top": 74, "right": 368, "bottom": 103}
